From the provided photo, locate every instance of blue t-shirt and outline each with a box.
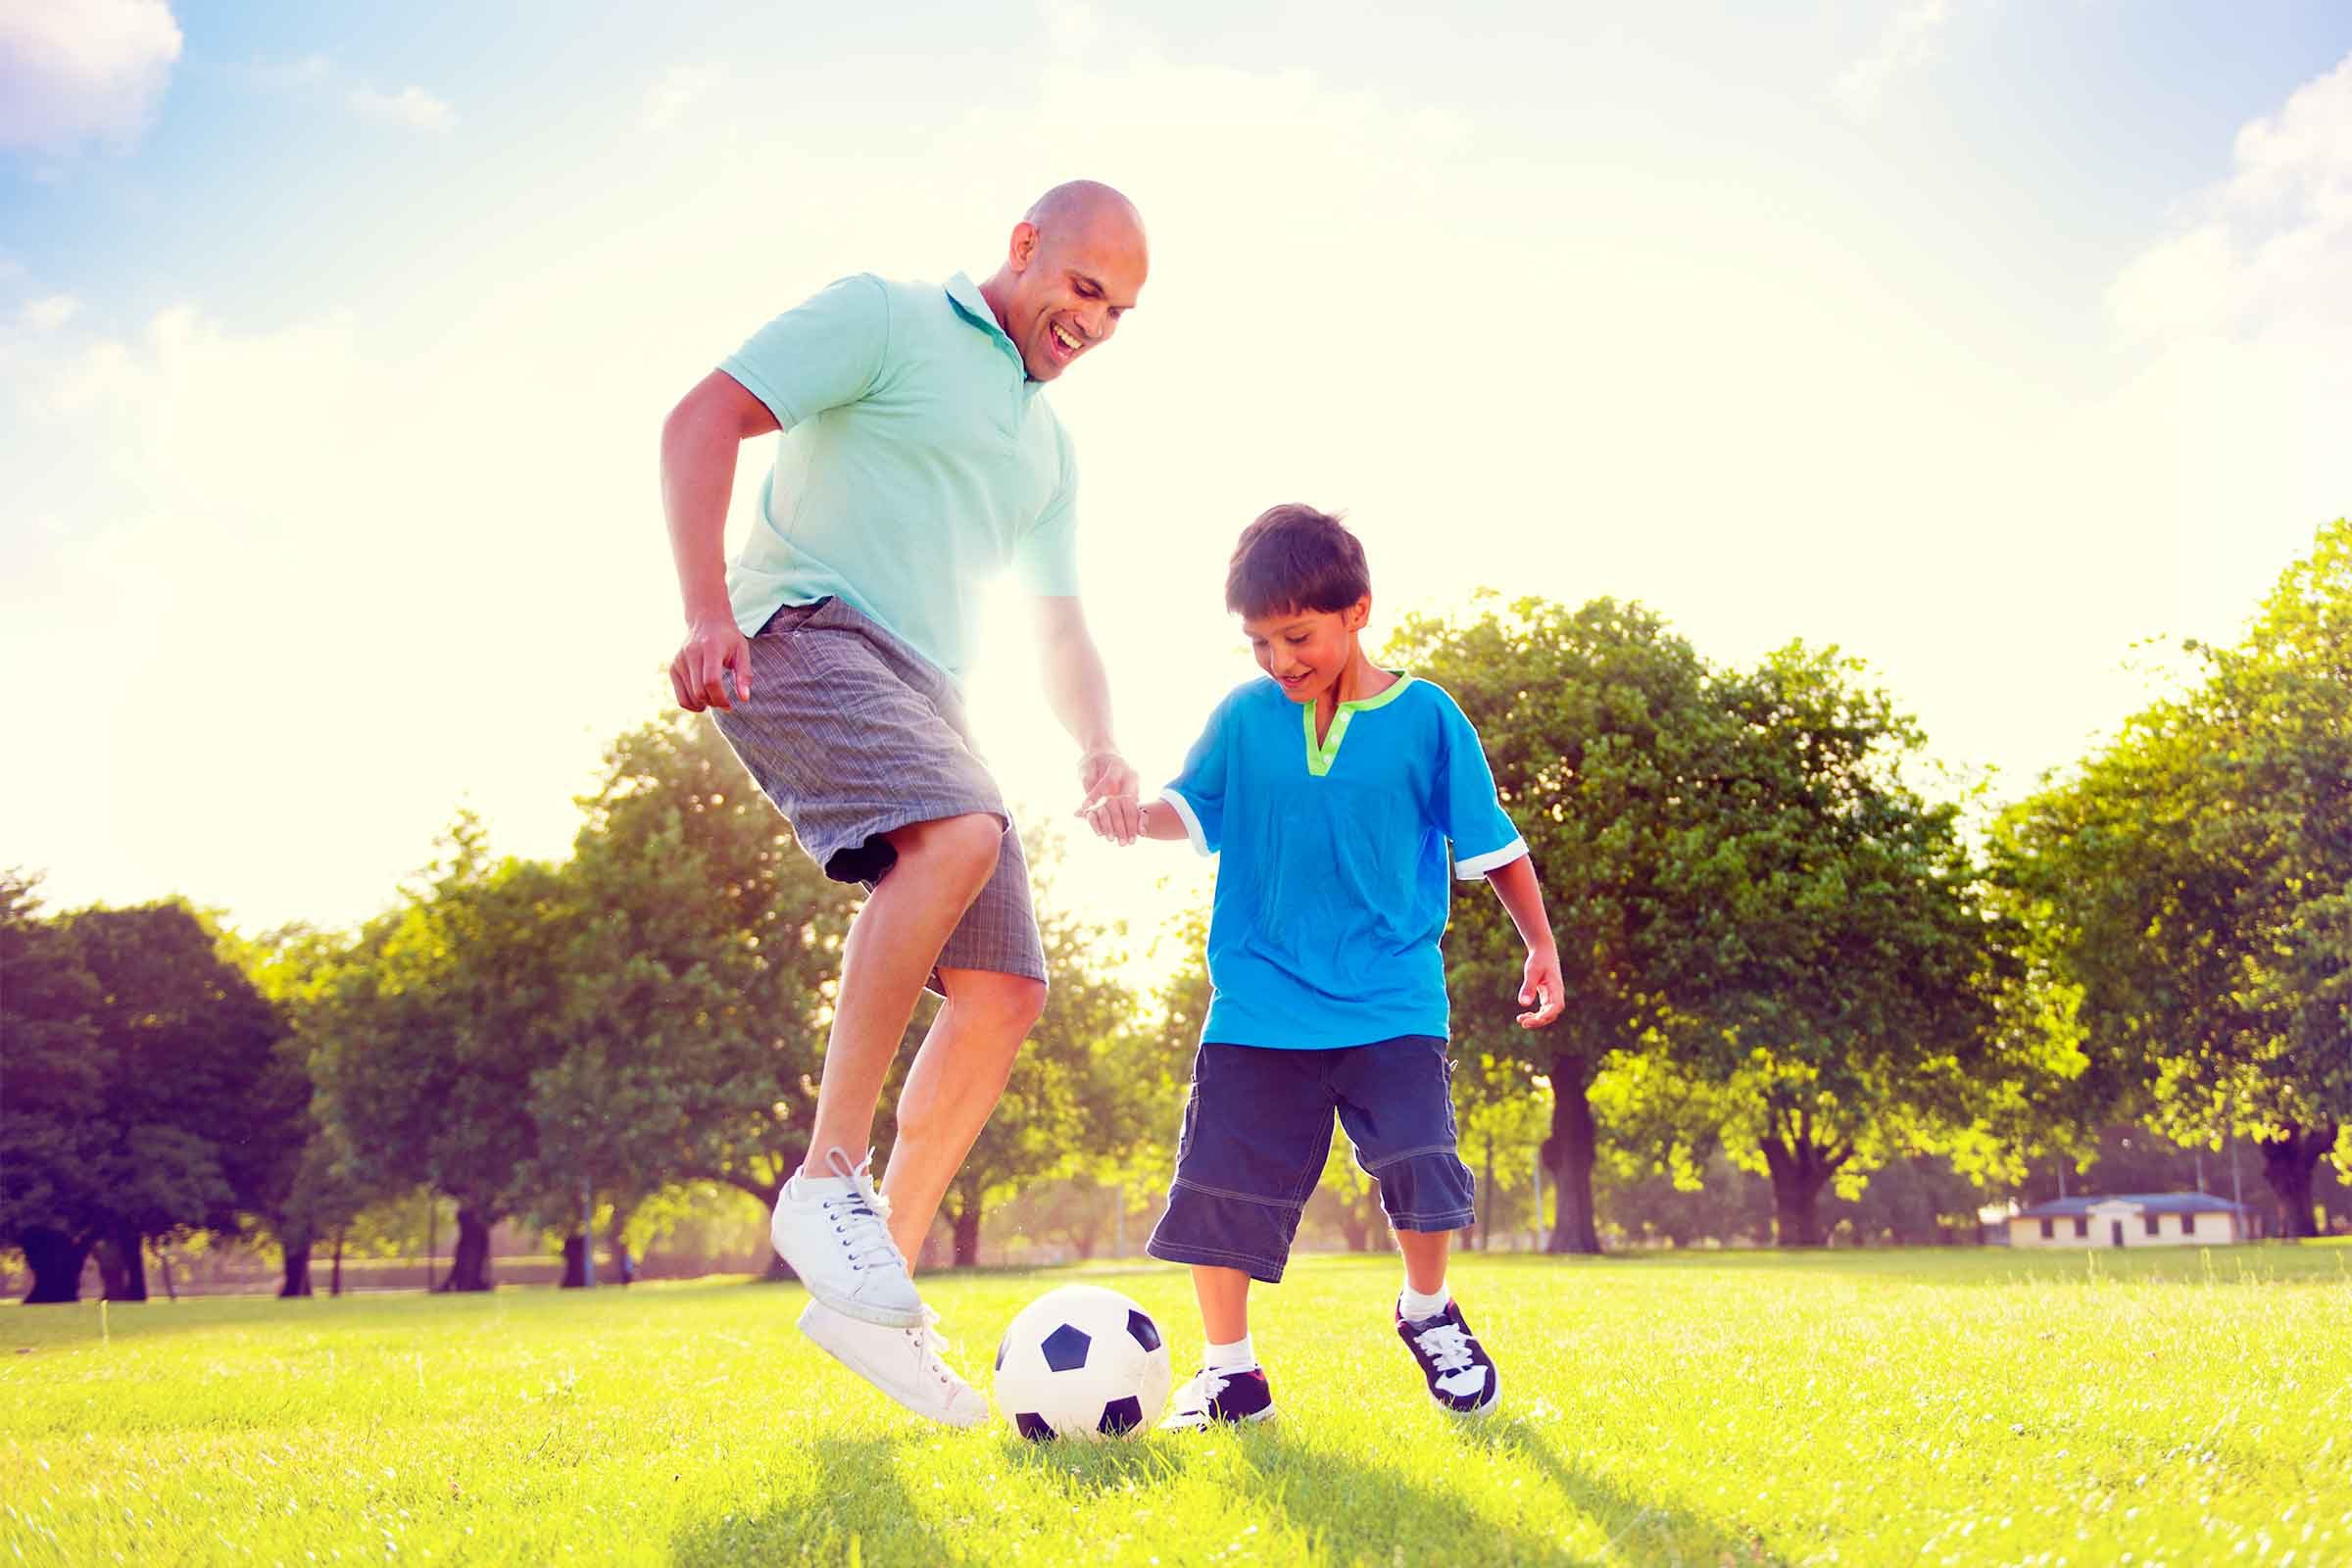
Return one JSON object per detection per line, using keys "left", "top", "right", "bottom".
{"left": 1161, "top": 675, "right": 1528, "bottom": 1050}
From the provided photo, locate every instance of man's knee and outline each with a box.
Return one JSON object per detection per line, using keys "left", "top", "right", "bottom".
{"left": 888, "top": 812, "right": 1004, "bottom": 895}
{"left": 943, "top": 969, "right": 1048, "bottom": 1042}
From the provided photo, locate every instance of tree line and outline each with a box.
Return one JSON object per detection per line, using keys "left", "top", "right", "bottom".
{"left": 4, "top": 521, "right": 2344, "bottom": 1302}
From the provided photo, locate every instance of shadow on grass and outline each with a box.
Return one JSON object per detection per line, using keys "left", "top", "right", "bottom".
{"left": 1455, "top": 1418, "right": 1790, "bottom": 1568}
{"left": 668, "top": 1436, "right": 958, "bottom": 1568}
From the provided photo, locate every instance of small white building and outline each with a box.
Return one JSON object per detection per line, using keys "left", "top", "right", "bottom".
{"left": 2007, "top": 1193, "right": 2249, "bottom": 1249}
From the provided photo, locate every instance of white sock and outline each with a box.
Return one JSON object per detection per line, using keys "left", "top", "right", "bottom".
{"left": 1202, "top": 1335, "right": 1256, "bottom": 1373}
{"left": 1399, "top": 1283, "right": 1451, "bottom": 1323}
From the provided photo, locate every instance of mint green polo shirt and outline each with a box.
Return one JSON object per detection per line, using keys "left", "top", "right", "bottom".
{"left": 719, "top": 271, "right": 1080, "bottom": 684}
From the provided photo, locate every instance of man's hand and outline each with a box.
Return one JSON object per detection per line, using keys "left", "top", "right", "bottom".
{"left": 671, "top": 616, "right": 753, "bottom": 712}
{"left": 1075, "top": 747, "right": 1141, "bottom": 844}
{"left": 1517, "top": 947, "right": 1566, "bottom": 1028}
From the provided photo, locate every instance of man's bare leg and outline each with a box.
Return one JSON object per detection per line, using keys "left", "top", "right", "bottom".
{"left": 798, "top": 812, "right": 1004, "bottom": 1177}
{"left": 881, "top": 966, "right": 1046, "bottom": 1267}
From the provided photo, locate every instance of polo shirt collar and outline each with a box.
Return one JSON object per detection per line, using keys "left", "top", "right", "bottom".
{"left": 945, "top": 271, "right": 1025, "bottom": 370}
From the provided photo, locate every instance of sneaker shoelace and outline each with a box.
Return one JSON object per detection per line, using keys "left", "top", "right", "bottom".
{"left": 1178, "top": 1369, "right": 1233, "bottom": 1416}
{"left": 1412, "top": 1322, "right": 1477, "bottom": 1375}
{"left": 905, "top": 1307, "right": 960, "bottom": 1390}
{"left": 819, "top": 1148, "right": 906, "bottom": 1275}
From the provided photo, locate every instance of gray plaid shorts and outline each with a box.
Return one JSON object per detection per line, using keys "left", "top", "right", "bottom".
{"left": 710, "top": 596, "right": 1045, "bottom": 989}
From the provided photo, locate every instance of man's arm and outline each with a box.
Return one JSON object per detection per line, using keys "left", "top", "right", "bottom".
{"left": 1486, "top": 854, "right": 1565, "bottom": 1028}
{"left": 662, "top": 369, "right": 780, "bottom": 712}
{"left": 1033, "top": 596, "right": 1142, "bottom": 841}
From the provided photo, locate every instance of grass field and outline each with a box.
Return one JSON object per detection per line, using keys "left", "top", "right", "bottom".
{"left": 4, "top": 1246, "right": 2348, "bottom": 1567}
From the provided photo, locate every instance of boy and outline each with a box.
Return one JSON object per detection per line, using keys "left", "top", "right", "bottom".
{"left": 1088, "top": 504, "right": 1563, "bottom": 1427}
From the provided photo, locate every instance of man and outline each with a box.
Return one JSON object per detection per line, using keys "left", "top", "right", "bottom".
{"left": 662, "top": 181, "right": 1149, "bottom": 1425}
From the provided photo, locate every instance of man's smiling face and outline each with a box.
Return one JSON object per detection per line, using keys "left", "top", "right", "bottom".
{"left": 1002, "top": 207, "right": 1148, "bottom": 382}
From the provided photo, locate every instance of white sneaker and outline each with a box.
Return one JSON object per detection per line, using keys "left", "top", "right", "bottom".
{"left": 798, "top": 1299, "right": 989, "bottom": 1428}
{"left": 769, "top": 1148, "right": 925, "bottom": 1328}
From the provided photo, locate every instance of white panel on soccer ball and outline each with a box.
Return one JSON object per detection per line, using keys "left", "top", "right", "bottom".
{"left": 994, "top": 1284, "right": 1174, "bottom": 1441}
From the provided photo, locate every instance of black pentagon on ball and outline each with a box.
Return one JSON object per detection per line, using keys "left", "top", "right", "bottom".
{"left": 1040, "top": 1323, "right": 1092, "bottom": 1373}
{"left": 1125, "top": 1308, "right": 1161, "bottom": 1353}
{"left": 1014, "top": 1411, "right": 1055, "bottom": 1443}
{"left": 1098, "top": 1396, "right": 1144, "bottom": 1436}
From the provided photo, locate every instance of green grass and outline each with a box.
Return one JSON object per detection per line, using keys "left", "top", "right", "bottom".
{"left": 5, "top": 1247, "right": 2349, "bottom": 1567}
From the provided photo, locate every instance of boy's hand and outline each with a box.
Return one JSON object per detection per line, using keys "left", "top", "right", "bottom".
{"left": 1517, "top": 948, "right": 1565, "bottom": 1028}
{"left": 1075, "top": 747, "right": 1141, "bottom": 844}
{"left": 672, "top": 615, "right": 753, "bottom": 712}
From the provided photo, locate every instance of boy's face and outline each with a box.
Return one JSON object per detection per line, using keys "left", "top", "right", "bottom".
{"left": 1242, "top": 597, "right": 1372, "bottom": 705}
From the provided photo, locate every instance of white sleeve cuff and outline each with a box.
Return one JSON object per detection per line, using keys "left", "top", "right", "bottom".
{"left": 1158, "top": 790, "right": 1214, "bottom": 858}
{"left": 1454, "top": 838, "right": 1529, "bottom": 880}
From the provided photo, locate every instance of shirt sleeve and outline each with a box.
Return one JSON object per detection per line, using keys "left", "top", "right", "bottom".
{"left": 718, "top": 273, "right": 890, "bottom": 430}
{"left": 1159, "top": 689, "right": 1238, "bottom": 858}
{"left": 1013, "top": 425, "right": 1080, "bottom": 596}
{"left": 1433, "top": 692, "right": 1528, "bottom": 879}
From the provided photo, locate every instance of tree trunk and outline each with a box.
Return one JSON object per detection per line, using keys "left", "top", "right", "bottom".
{"left": 1336, "top": 1196, "right": 1373, "bottom": 1253}
{"left": 436, "top": 1206, "right": 495, "bottom": 1292}
{"left": 19, "top": 1226, "right": 90, "bottom": 1304}
{"left": 952, "top": 1201, "right": 983, "bottom": 1268}
{"left": 279, "top": 1240, "right": 314, "bottom": 1298}
{"left": 1760, "top": 1122, "right": 1849, "bottom": 1249}
{"left": 2257, "top": 1122, "right": 2334, "bottom": 1240}
{"left": 101, "top": 1225, "right": 149, "bottom": 1301}
{"left": 1544, "top": 1051, "right": 1603, "bottom": 1254}
{"left": 559, "top": 1233, "right": 589, "bottom": 1288}
{"left": 330, "top": 1231, "right": 345, "bottom": 1298}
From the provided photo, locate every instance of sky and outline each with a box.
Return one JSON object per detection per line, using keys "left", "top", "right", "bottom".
{"left": 4, "top": 0, "right": 2349, "bottom": 967}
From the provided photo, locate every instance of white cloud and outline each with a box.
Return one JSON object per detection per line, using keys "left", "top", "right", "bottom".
{"left": 641, "top": 64, "right": 722, "bottom": 131}
{"left": 349, "top": 83, "right": 456, "bottom": 131}
{"left": 1833, "top": 0, "right": 1956, "bottom": 122}
{"left": 2094, "top": 51, "right": 2352, "bottom": 637}
{"left": 18, "top": 292, "right": 79, "bottom": 329}
{"left": 0, "top": 0, "right": 182, "bottom": 151}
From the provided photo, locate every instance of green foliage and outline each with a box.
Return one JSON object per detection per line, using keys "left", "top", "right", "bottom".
{"left": 0, "top": 882, "right": 297, "bottom": 1298}
{"left": 1997, "top": 519, "right": 2351, "bottom": 1233}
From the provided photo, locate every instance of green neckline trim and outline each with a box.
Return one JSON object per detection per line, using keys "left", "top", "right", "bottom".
{"left": 1303, "top": 674, "right": 1415, "bottom": 777}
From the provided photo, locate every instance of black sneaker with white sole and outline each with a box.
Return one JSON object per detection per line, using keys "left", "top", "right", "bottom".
{"left": 1157, "top": 1365, "right": 1277, "bottom": 1430}
{"left": 1396, "top": 1298, "right": 1499, "bottom": 1415}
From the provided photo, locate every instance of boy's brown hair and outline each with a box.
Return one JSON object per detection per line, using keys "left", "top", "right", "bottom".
{"left": 1224, "top": 504, "right": 1370, "bottom": 619}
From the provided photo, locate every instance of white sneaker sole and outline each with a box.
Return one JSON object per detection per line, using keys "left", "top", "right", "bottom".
{"left": 1157, "top": 1403, "right": 1279, "bottom": 1433}
{"left": 797, "top": 1301, "right": 988, "bottom": 1429}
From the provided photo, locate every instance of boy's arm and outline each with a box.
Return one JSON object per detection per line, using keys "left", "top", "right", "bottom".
{"left": 1486, "top": 855, "right": 1565, "bottom": 1028}
{"left": 1132, "top": 800, "right": 1193, "bottom": 841}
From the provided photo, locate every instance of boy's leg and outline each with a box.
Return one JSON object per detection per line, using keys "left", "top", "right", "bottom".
{"left": 1193, "top": 1263, "right": 1252, "bottom": 1344}
{"left": 1331, "top": 1037, "right": 1498, "bottom": 1416}
{"left": 1161, "top": 1264, "right": 1276, "bottom": 1430}
{"left": 1396, "top": 1228, "right": 1452, "bottom": 1298}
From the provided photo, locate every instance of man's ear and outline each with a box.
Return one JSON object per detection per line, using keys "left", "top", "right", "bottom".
{"left": 1007, "top": 220, "right": 1041, "bottom": 273}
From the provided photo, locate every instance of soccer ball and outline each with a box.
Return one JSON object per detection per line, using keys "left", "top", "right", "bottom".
{"left": 994, "top": 1284, "right": 1173, "bottom": 1441}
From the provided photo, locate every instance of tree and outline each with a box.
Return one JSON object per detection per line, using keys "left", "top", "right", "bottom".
{"left": 1, "top": 872, "right": 105, "bottom": 1302}
{"left": 310, "top": 819, "right": 568, "bottom": 1290}
{"left": 565, "top": 718, "right": 852, "bottom": 1266}
{"left": 1388, "top": 597, "right": 1739, "bottom": 1253}
{"left": 1690, "top": 644, "right": 2003, "bottom": 1246}
{"left": 1997, "top": 521, "right": 2352, "bottom": 1236}
{"left": 0, "top": 888, "right": 293, "bottom": 1302}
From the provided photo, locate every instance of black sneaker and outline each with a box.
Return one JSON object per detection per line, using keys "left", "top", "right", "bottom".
{"left": 1396, "top": 1298, "right": 1499, "bottom": 1415}
{"left": 1157, "top": 1365, "right": 1278, "bottom": 1430}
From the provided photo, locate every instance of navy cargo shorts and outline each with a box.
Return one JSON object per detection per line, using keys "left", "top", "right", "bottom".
{"left": 1147, "top": 1037, "right": 1477, "bottom": 1284}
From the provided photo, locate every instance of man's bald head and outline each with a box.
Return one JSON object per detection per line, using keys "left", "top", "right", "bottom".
{"left": 981, "top": 179, "right": 1150, "bottom": 383}
{"left": 1025, "top": 180, "right": 1147, "bottom": 248}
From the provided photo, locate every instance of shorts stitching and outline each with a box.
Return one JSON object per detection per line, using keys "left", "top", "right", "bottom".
{"left": 1147, "top": 1239, "right": 1287, "bottom": 1282}
{"left": 1171, "top": 1176, "right": 1306, "bottom": 1211}
{"left": 1357, "top": 1142, "right": 1459, "bottom": 1172}
{"left": 1389, "top": 1208, "right": 1476, "bottom": 1232}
